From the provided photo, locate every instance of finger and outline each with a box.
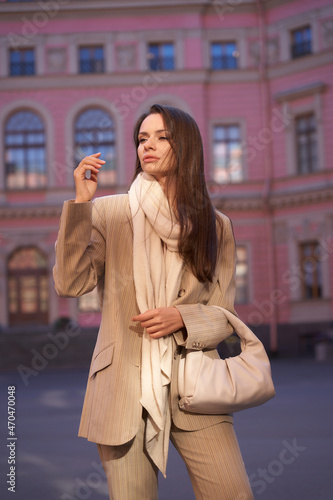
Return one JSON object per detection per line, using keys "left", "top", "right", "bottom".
{"left": 79, "top": 159, "right": 105, "bottom": 169}
{"left": 146, "top": 325, "right": 161, "bottom": 334}
{"left": 132, "top": 311, "right": 155, "bottom": 322}
{"left": 75, "top": 162, "right": 102, "bottom": 177}
{"left": 149, "top": 331, "right": 168, "bottom": 339}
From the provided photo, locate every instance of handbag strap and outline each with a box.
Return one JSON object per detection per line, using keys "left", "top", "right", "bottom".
{"left": 211, "top": 306, "right": 264, "bottom": 354}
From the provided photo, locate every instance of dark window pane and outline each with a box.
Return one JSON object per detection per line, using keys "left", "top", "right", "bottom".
{"left": 291, "top": 26, "right": 312, "bottom": 58}
{"left": 211, "top": 42, "right": 237, "bottom": 69}
{"left": 148, "top": 43, "right": 174, "bottom": 71}
{"left": 296, "top": 113, "right": 317, "bottom": 174}
{"left": 10, "top": 49, "right": 35, "bottom": 76}
{"left": 79, "top": 46, "right": 104, "bottom": 73}
{"left": 300, "top": 242, "right": 322, "bottom": 299}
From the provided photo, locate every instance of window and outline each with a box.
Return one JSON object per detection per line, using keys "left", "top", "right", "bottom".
{"left": 213, "top": 124, "right": 243, "bottom": 183}
{"left": 291, "top": 26, "right": 312, "bottom": 58}
{"left": 299, "top": 242, "right": 322, "bottom": 299}
{"left": 296, "top": 113, "right": 317, "bottom": 174}
{"left": 235, "top": 246, "right": 249, "bottom": 304}
{"left": 10, "top": 48, "right": 35, "bottom": 76}
{"left": 211, "top": 42, "right": 238, "bottom": 70}
{"left": 5, "top": 110, "right": 46, "bottom": 189}
{"left": 74, "top": 108, "right": 116, "bottom": 185}
{"left": 79, "top": 46, "right": 104, "bottom": 74}
{"left": 148, "top": 43, "right": 174, "bottom": 71}
{"left": 7, "top": 247, "right": 48, "bottom": 326}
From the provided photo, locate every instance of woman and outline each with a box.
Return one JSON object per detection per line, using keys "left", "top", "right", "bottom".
{"left": 53, "top": 104, "right": 254, "bottom": 499}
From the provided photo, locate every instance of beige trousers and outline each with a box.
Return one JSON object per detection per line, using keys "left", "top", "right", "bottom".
{"left": 97, "top": 411, "right": 254, "bottom": 500}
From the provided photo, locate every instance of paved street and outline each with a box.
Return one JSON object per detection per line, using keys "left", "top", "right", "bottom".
{"left": 1, "top": 358, "right": 333, "bottom": 500}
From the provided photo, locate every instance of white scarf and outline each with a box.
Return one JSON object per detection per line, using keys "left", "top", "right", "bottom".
{"left": 128, "top": 172, "right": 183, "bottom": 477}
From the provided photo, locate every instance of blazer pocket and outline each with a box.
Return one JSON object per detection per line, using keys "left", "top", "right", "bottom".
{"left": 89, "top": 344, "right": 115, "bottom": 379}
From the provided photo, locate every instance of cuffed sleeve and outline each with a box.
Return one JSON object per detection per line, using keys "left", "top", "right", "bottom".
{"left": 174, "top": 303, "right": 233, "bottom": 349}
{"left": 173, "top": 214, "right": 237, "bottom": 350}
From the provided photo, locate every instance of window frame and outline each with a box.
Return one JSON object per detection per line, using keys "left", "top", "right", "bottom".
{"left": 291, "top": 25, "right": 312, "bottom": 59}
{"left": 235, "top": 244, "right": 250, "bottom": 305}
{"left": 74, "top": 107, "right": 116, "bottom": 186}
{"left": 9, "top": 47, "right": 35, "bottom": 76}
{"left": 295, "top": 112, "right": 317, "bottom": 174}
{"left": 5, "top": 109, "right": 47, "bottom": 190}
{"left": 79, "top": 45, "right": 105, "bottom": 74}
{"left": 210, "top": 41, "right": 238, "bottom": 70}
{"left": 299, "top": 241, "right": 322, "bottom": 300}
{"left": 7, "top": 246, "right": 49, "bottom": 326}
{"left": 147, "top": 42, "right": 175, "bottom": 71}
{"left": 211, "top": 120, "right": 245, "bottom": 184}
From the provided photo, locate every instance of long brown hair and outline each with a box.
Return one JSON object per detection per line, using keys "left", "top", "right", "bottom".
{"left": 132, "top": 104, "right": 222, "bottom": 283}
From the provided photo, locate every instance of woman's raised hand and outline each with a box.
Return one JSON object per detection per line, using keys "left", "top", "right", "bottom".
{"left": 74, "top": 152, "right": 105, "bottom": 203}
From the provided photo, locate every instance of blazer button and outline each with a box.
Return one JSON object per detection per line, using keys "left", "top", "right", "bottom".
{"left": 192, "top": 341, "right": 198, "bottom": 348}
{"left": 178, "top": 289, "right": 185, "bottom": 297}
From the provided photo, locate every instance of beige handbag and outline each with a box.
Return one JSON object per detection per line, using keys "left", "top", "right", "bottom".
{"left": 178, "top": 306, "right": 276, "bottom": 414}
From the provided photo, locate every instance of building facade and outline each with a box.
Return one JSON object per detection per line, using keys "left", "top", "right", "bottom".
{"left": 0, "top": 0, "right": 332, "bottom": 356}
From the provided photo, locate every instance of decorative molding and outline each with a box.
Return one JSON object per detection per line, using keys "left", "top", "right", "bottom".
{"left": 116, "top": 44, "right": 136, "bottom": 71}
{"left": 0, "top": 206, "right": 62, "bottom": 220}
{"left": 322, "top": 19, "right": 333, "bottom": 48}
{"left": 268, "top": 50, "right": 333, "bottom": 80}
{"left": 269, "top": 186, "right": 333, "bottom": 209}
{"left": 274, "top": 81, "right": 327, "bottom": 102}
{"left": 250, "top": 37, "right": 279, "bottom": 67}
{"left": 46, "top": 47, "right": 67, "bottom": 74}
{"left": 212, "top": 184, "right": 333, "bottom": 212}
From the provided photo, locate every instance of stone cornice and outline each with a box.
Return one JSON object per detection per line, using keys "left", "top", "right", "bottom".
{"left": 211, "top": 184, "right": 333, "bottom": 212}
{"left": 269, "top": 186, "right": 333, "bottom": 209}
{"left": 0, "top": 0, "right": 257, "bottom": 18}
{"left": 0, "top": 205, "right": 62, "bottom": 220}
{"left": 1, "top": 181, "right": 332, "bottom": 218}
{"left": 0, "top": 51, "right": 331, "bottom": 90}
{"left": 0, "top": 69, "right": 261, "bottom": 91}
{"left": 274, "top": 81, "right": 327, "bottom": 102}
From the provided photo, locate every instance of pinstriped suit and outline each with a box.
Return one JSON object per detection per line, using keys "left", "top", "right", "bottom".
{"left": 53, "top": 194, "right": 253, "bottom": 499}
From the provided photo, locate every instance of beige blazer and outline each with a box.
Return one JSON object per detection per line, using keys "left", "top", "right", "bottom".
{"left": 53, "top": 194, "right": 237, "bottom": 446}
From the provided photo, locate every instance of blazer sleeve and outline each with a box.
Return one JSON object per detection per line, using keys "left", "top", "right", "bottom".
{"left": 53, "top": 198, "right": 106, "bottom": 297}
{"left": 174, "top": 215, "right": 237, "bottom": 350}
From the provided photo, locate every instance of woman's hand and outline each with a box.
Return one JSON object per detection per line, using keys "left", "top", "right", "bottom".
{"left": 132, "top": 307, "right": 185, "bottom": 339}
{"left": 74, "top": 152, "right": 105, "bottom": 203}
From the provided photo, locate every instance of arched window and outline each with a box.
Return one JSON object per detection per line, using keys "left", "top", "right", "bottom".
{"left": 5, "top": 111, "right": 46, "bottom": 189}
{"left": 7, "top": 247, "right": 48, "bottom": 326}
{"left": 74, "top": 108, "right": 116, "bottom": 185}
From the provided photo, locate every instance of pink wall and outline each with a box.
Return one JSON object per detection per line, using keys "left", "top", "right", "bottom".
{"left": 1, "top": 0, "right": 332, "bottom": 350}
